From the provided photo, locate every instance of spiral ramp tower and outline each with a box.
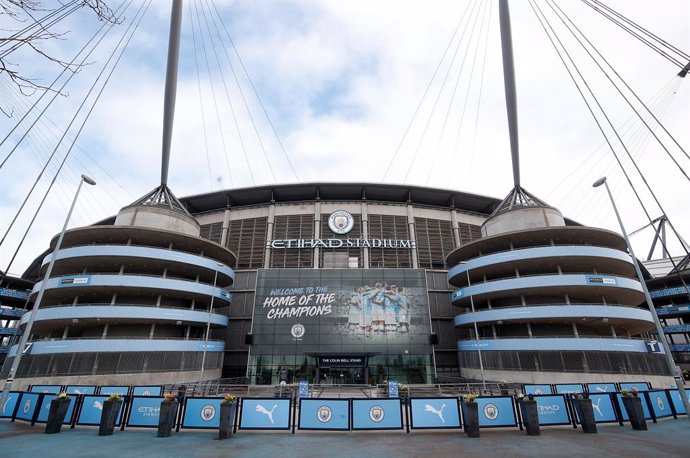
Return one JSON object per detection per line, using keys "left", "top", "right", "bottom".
{"left": 446, "top": 188, "right": 672, "bottom": 385}
{"left": 1, "top": 186, "right": 236, "bottom": 389}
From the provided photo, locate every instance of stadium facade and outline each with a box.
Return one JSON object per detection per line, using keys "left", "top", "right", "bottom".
{"left": 0, "top": 182, "right": 676, "bottom": 388}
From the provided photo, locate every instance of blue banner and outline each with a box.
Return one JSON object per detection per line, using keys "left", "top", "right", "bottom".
{"left": 30, "top": 385, "right": 61, "bottom": 393}
{"left": 77, "top": 395, "right": 124, "bottom": 425}
{"left": 615, "top": 394, "right": 651, "bottom": 421}
{"left": 586, "top": 383, "right": 616, "bottom": 393}
{"left": 298, "top": 381, "right": 309, "bottom": 399}
{"left": 581, "top": 394, "right": 617, "bottom": 423}
{"left": 132, "top": 386, "right": 162, "bottom": 396}
{"left": 668, "top": 389, "right": 689, "bottom": 415}
{"left": 37, "top": 395, "right": 76, "bottom": 424}
{"left": 66, "top": 386, "right": 96, "bottom": 395}
{"left": 352, "top": 398, "right": 403, "bottom": 430}
{"left": 555, "top": 384, "right": 584, "bottom": 394}
{"left": 523, "top": 384, "right": 552, "bottom": 395}
{"left": 15, "top": 393, "right": 40, "bottom": 421}
{"left": 410, "top": 398, "right": 461, "bottom": 429}
{"left": 534, "top": 395, "right": 570, "bottom": 425}
{"left": 99, "top": 386, "right": 129, "bottom": 396}
{"left": 1, "top": 391, "right": 20, "bottom": 418}
{"left": 127, "top": 397, "right": 164, "bottom": 427}
{"left": 239, "top": 398, "right": 291, "bottom": 430}
{"left": 181, "top": 398, "right": 224, "bottom": 428}
{"left": 388, "top": 380, "right": 399, "bottom": 398}
{"left": 476, "top": 397, "right": 517, "bottom": 427}
{"left": 299, "top": 399, "right": 350, "bottom": 430}
{"left": 619, "top": 382, "right": 650, "bottom": 392}
{"left": 647, "top": 390, "right": 673, "bottom": 419}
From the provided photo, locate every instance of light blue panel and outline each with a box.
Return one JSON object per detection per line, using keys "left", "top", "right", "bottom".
{"left": 458, "top": 337, "right": 655, "bottom": 353}
{"left": 37, "top": 395, "right": 76, "bottom": 423}
{"left": 352, "top": 399, "right": 403, "bottom": 430}
{"left": 133, "top": 386, "right": 162, "bottom": 396}
{"left": 524, "top": 385, "right": 552, "bottom": 395}
{"left": 535, "top": 395, "right": 570, "bottom": 425}
{"left": 668, "top": 390, "right": 689, "bottom": 414}
{"left": 476, "top": 397, "right": 516, "bottom": 427}
{"left": 410, "top": 398, "right": 461, "bottom": 429}
{"left": 587, "top": 383, "right": 616, "bottom": 393}
{"left": 647, "top": 391, "right": 672, "bottom": 418}
{"left": 454, "top": 305, "right": 653, "bottom": 327}
{"left": 299, "top": 399, "right": 350, "bottom": 430}
{"left": 182, "top": 398, "right": 223, "bottom": 428}
{"left": 100, "top": 386, "right": 129, "bottom": 396}
{"left": 127, "top": 397, "right": 164, "bottom": 426}
{"left": 66, "top": 386, "right": 96, "bottom": 395}
{"left": 30, "top": 385, "right": 61, "bottom": 393}
{"left": 555, "top": 384, "right": 584, "bottom": 394}
{"left": 619, "top": 382, "right": 650, "bottom": 392}
{"left": 15, "top": 393, "right": 40, "bottom": 421}
{"left": 240, "top": 398, "right": 291, "bottom": 429}
{"left": 615, "top": 394, "right": 651, "bottom": 421}
{"left": 581, "top": 394, "right": 617, "bottom": 423}
{"left": 9, "top": 338, "right": 226, "bottom": 357}
{"left": 1, "top": 392, "right": 20, "bottom": 418}
{"left": 77, "top": 396, "right": 124, "bottom": 425}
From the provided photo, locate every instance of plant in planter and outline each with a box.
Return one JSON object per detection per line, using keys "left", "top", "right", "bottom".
{"left": 219, "top": 394, "right": 237, "bottom": 440}
{"left": 98, "top": 393, "right": 123, "bottom": 436}
{"left": 45, "top": 392, "right": 72, "bottom": 434}
{"left": 571, "top": 392, "right": 597, "bottom": 434}
{"left": 517, "top": 393, "right": 540, "bottom": 436}
{"left": 621, "top": 388, "right": 647, "bottom": 431}
{"left": 463, "top": 394, "right": 480, "bottom": 438}
{"left": 157, "top": 393, "right": 179, "bottom": 437}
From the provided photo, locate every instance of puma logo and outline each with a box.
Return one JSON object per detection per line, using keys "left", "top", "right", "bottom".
{"left": 255, "top": 404, "right": 278, "bottom": 424}
{"left": 591, "top": 398, "right": 603, "bottom": 417}
{"left": 424, "top": 403, "right": 446, "bottom": 423}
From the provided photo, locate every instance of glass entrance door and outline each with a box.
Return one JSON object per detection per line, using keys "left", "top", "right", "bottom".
{"left": 320, "top": 367, "right": 365, "bottom": 384}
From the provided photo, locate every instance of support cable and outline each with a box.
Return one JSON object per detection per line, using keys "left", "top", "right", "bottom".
{"left": 0, "top": 1, "right": 78, "bottom": 51}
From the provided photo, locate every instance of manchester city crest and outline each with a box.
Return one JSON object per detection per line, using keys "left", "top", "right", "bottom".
{"left": 291, "top": 323, "right": 305, "bottom": 339}
{"left": 201, "top": 404, "right": 216, "bottom": 422}
{"left": 328, "top": 210, "right": 354, "bottom": 235}
{"left": 656, "top": 396, "right": 665, "bottom": 411}
{"left": 317, "top": 405, "right": 332, "bottom": 423}
{"left": 142, "top": 390, "right": 151, "bottom": 396}
{"left": 23, "top": 399, "right": 31, "bottom": 414}
{"left": 484, "top": 403, "right": 499, "bottom": 420}
{"left": 534, "top": 389, "right": 543, "bottom": 395}
{"left": 369, "top": 405, "right": 385, "bottom": 423}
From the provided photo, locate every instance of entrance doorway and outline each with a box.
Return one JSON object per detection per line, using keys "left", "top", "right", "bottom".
{"left": 319, "top": 366, "right": 366, "bottom": 385}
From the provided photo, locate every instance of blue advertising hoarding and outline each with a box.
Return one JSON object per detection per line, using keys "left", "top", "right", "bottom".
{"left": 615, "top": 394, "right": 651, "bottom": 421}
{"left": 579, "top": 394, "right": 618, "bottom": 423}
{"left": 239, "top": 398, "right": 291, "bottom": 430}
{"left": 475, "top": 397, "right": 517, "bottom": 427}
{"left": 409, "top": 398, "right": 461, "bottom": 429}
{"left": 182, "top": 398, "right": 223, "bottom": 429}
{"left": 298, "top": 381, "right": 309, "bottom": 399}
{"left": 647, "top": 390, "right": 673, "bottom": 419}
{"left": 30, "top": 385, "right": 61, "bottom": 393}
{"left": 77, "top": 395, "right": 124, "bottom": 425}
{"left": 586, "top": 383, "right": 616, "bottom": 393}
{"left": 99, "top": 386, "right": 129, "bottom": 396}
{"left": 352, "top": 398, "right": 403, "bottom": 430}
{"left": 523, "top": 384, "right": 552, "bottom": 395}
{"left": 619, "top": 382, "right": 650, "bottom": 392}
{"left": 14, "top": 393, "right": 40, "bottom": 421}
{"left": 299, "top": 398, "right": 350, "bottom": 430}
{"left": 555, "top": 384, "right": 584, "bottom": 394}
{"left": 37, "top": 395, "right": 76, "bottom": 424}
{"left": 66, "top": 386, "right": 96, "bottom": 395}
{"left": 132, "top": 386, "right": 162, "bottom": 396}
{"left": 1, "top": 391, "right": 20, "bottom": 418}
{"left": 127, "top": 396, "right": 164, "bottom": 427}
{"left": 668, "top": 390, "right": 689, "bottom": 415}
{"left": 534, "top": 395, "right": 571, "bottom": 426}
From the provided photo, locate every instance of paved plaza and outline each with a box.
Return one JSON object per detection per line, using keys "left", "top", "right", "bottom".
{"left": 1, "top": 417, "right": 689, "bottom": 458}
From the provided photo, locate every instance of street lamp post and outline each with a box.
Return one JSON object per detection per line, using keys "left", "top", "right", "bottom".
{"left": 461, "top": 261, "right": 486, "bottom": 390}
{"left": 0, "top": 175, "right": 96, "bottom": 407}
{"left": 199, "top": 263, "right": 223, "bottom": 382}
{"left": 593, "top": 176, "right": 690, "bottom": 422}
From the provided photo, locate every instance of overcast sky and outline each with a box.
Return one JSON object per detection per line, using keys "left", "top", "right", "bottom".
{"left": 1, "top": 0, "right": 688, "bottom": 276}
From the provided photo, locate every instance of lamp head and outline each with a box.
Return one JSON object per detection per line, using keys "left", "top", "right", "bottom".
{"left": 81, "top": 174, "right": 97, "bottom": 186}
{"left": 592, "top": 177, "right": 607, "bottom": 188}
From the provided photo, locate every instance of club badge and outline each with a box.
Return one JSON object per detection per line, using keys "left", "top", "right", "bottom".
{"left": 317, "top": 405, "right": 332, "bottom": 423}
{"left": 369, "top": 405, "right": 385, "bottom": 423}
{"left": 201, "top": 404, "right": 216, "bottom": 422}
{"left": 484, "top": 403, "right": 499, "bottom": 420}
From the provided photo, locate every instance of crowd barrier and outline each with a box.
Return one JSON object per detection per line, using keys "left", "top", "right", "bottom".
{"left": 3, "top": 386, "right": 687, "bottom": 434}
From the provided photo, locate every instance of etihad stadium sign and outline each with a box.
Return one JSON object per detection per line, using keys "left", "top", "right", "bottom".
{"left": 268, "top": 238, "right": 416, "bottom": 249}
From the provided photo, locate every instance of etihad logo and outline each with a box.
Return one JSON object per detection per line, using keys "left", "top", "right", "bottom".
{"left": 537, "top": 404, "right": 561, "bottom": 415}
{"left": 138, "top": 406, "right": 160, "bottom": 416}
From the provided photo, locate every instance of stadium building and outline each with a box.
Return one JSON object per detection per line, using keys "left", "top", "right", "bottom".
{"left": 1, "top": 182, "right": 674, "bottom": 388}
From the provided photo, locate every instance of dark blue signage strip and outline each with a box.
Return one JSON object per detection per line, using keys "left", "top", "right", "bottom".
{"left": 126, "top": 396, "right": 165, "bottom": 427}
{"left": 298, "top": 398, "right": 350, "bottom": 431}
{"left": 409, "top": 397, "right": 461, "bottom": 430}
{"left": 238, "top": 398, "right": 291, "bottom": 430}
{"left": 533, "top": 395, "right": 571, "bottom": 426}
{"left": 474, "top": 396, "right": 517, "bottom": 428}
{"left": 181, "top": 397, "right": 224, "bottom": 429}
{"left": 351, "top": 399, "right": 404, "bottom": 430}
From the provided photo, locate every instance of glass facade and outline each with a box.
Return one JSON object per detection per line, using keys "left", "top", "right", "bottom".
{"left": 248, "top": 268, "right": 434, "bottom": 385}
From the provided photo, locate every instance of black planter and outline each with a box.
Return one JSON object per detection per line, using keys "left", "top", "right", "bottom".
{"left": 622, "top": 396, "right": 647, "bottom": 431}
{"left": 463, "top": 402, "right": 480, "bottom": 438}
{"left": 98, "top": 399, "right": 123, "bottom": 436}
{"left": 573, "top": 398, "right": 597, "bottom": 433}
{"left": 45, "top": 398, "right": 71, "bottom": 434}
{"left": 218, "top": 402, "right": 237, "bottom": 440}
{"left": 157, "top": 401, "right": 179, "bottom": 437}
{"left": 519, "top": 400, "right": 540, "bottom": 436}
